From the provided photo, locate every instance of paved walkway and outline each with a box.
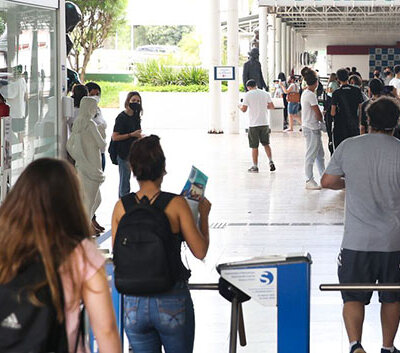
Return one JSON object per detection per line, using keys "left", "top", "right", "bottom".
{"left": 96, "top": 109, "right": 388, "bottom": 353}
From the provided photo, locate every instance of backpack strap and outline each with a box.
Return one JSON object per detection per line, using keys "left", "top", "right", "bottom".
{"left": 153, "top": 192, "right": 177, "bottom": 211}
{"left": 121, "top": 193, "right": 138, "bottom": 213}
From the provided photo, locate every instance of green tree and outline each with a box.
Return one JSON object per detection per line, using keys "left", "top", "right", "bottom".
{"left": 68, "top": 0, "right": 129, "bottom": 81}
{"left": 134, "top": 25, "right": 193, "bottom": 47}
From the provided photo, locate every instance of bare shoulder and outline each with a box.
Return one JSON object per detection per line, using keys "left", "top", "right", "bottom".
{"left": 167, "top": 195, "right": 188, "bottom": 210}
{"left": 112, "top": 199, "right": 125, "bottom": 220}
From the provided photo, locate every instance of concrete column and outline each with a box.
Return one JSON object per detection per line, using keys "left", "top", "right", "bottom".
{"left": 274, "top": 17, "right": 281, "bottom": 78}
{"left": 285, "top": 25, "right": 290, "bottom": 75}
{"left": 259, "top": 6, "right": 268, "bottom": 87}
{"left": 281, "top": 22, "right": 287, "bottom": 76}
{"left": 208, "top": 0, "right": 222, "bottom": 133}
{"left": 227, "top": 0, "right": 239, "bottom": 134}
{"left": 267, "top": 14, "right": 275, "bottom": 86}
{"left": 290, "top": 28, "right": 295, "bottom": 74}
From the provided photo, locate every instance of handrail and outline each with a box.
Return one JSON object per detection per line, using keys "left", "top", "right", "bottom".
{"left": 188, "top": 283, "right": 219, "bottom": 290}
{"left": 320, "top": 283, "right": 400, "bottom": 292}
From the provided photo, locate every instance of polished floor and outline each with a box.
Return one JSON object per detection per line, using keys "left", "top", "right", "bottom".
{"left": 97, "top": 109, "right": 391, "bottom": 353}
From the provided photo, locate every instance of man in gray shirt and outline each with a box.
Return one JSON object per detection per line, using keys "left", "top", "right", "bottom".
{"left": 322, "top": 97, "right": 400, "bottom": 353}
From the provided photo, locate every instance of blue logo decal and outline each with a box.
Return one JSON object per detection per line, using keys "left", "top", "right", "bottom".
{"left": 260, "top": 271, "right": 274, "bottom": 284}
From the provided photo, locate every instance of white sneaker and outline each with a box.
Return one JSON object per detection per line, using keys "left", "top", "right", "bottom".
{"left": 305, "top": 179, "right": 321, "bottom": 190}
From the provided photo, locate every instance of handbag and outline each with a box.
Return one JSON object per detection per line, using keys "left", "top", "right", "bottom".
{"left": 287, "top": 91, "right": 300, "bottom": 103}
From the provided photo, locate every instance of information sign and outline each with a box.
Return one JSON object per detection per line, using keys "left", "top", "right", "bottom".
{"left": 221, "top": 266, "right": 278, "bottom": 306}
{"left": 214, "top": 66, "right": 235, "bottom": 80}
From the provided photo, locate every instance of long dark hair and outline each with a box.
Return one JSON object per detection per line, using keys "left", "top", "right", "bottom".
{"left": 124, "top": 91, "right": 143, "bottom": 115}
{"left": 72, "top": 84, "right": 89, "bottom": 108}
{"left": 0, "top": 158, "right": 91, "bottom": 321}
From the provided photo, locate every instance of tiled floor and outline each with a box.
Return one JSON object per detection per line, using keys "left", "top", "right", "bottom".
{"left": 97, "top": 109, "right": 392, "bottom": 353}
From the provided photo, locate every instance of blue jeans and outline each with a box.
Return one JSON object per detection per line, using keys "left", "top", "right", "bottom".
{"left": 124, "top": 282, "right": 195, "bottom": 353}
{"left": 117, "top": 155, "right": 131, "bottom": 198}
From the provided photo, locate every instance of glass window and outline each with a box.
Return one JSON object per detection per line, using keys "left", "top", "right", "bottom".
{"left": 0, "top": 1, "right": 58, "bottom": 185}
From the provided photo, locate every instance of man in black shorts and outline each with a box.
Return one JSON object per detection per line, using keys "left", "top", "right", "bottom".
{"left": 322, "top": 97, "right": 400, "bottom": 353}
{"left": 330, "top": 68, "right": 364, "bottom": 149}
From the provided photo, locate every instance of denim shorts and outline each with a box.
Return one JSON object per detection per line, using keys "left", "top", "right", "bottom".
{"left": 124, "top": 281, "right": 195, "bottom": 353}
{"left": 288, "top": 102, "right": 299, "bottom": 115}
{"left": 338, "top": 248, "right": 400, "bottom": 304}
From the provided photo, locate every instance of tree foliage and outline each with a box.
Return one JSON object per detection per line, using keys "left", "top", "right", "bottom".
{"left": 134, "top": 25, "right": 193, "bottom": 47}
{"left": 68, "top": 0, "right": 129, "bottom": 81}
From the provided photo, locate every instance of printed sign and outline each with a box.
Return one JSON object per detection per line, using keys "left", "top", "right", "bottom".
{"left": 214, "top": 66, "right": 235, "bottom": 80}
{"left": 221, "top": 267, "right": 278, "bottom": 306}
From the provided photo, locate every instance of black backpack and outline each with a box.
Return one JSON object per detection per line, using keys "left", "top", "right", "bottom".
{"left": 0, "top": 261, "right": 69, "bottom": 353}
{"left": 113, "top": 192, "right": 180, "bottom": 296}
{"left": 108, "top": 139, "right": 118, "bottom": 165}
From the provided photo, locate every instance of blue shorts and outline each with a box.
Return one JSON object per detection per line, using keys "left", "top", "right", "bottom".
{"left": 288, "top": 103, "right": 299, "bottom": 115}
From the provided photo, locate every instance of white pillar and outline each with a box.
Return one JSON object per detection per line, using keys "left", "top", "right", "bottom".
{"left": 297, "top": 32, "right": 302, "bottom": 71}
{"left": 267, "top": 14, "right": 275, "bottom": 86}
{"left": 227, "top": 0, "right": 239, "bottom": 134}
{"left": 285, "top": 25, "right": 290, "bottom": 75}
{"left": 281, "top": 22, "right": 287, "bottom": 76}
{"left": 208, "top": 0, "right": 222, "bottom": 133}
{"left": 274, "top": 17, "right": 282, "bottom": 78}
{"left": 259, "top": 7, "right": 268, "bottom": 87}
{"left": 290, "top": 28, "right": 295, "bottom": 74}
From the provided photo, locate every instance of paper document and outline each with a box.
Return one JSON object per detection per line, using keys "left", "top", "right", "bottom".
{"left": 181, "top": 166, "right": 208, "bottom": 223}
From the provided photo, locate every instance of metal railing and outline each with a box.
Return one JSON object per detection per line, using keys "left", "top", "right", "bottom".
{"left": 320, "top": 283, "right": 400, "bottom": 292}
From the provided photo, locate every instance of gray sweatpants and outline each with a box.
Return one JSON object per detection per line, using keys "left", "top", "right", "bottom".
{"left": 303, "top": 127, "right": 325, "bottom": 182}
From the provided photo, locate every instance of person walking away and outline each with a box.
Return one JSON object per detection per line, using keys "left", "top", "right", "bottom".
{"left": 321, "top": 97, "right": 400, "bottom": 353}
{"left": 389, "top": 65, "right": 400, "bottom": 98}
{"left": 359, "top": 78, "right": 383, "bottom": 134}
{"left": 112, "top": 91, "right": 143, "bottom": 198}
{"left": 280, "top": 75, "right": 302, "bottom": 132}
{"left": 86, "top": 82, "right": 106, "bottom": 233}
{"left": 238, "top": 79, "right": 276, "bottom": 172}
{"left": 242, "top": 48, "right": 268, "bottom": 91}
{"left": 301, "top": 70, "right": 325, "bottom": 190}
{"left": 66, "top": 97, "right": 106, "bottom": 231}
{"left": 0, "top": 158, "right": 121, "bottom": 353}
{"left": 112, "top": 135, "right": 211, "bottom": 353}
{"left": 330, "top": 68, "right": 364, "bottom": 149}
{"left": 325, "top": 73, "right": 339, "bottom": 155}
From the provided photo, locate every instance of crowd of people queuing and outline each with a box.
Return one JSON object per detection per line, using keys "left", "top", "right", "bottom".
{"left": 2, "top": 59, "right": 400, "bottom": 353}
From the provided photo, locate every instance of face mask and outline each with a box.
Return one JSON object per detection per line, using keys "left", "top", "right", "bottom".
{"left": 129, "top": 102, "right": 141, "bottom": 113}
{"left": 384, "top": 71, "right": 391, "bottom": 76}
{"left": 92, "top": 95, "right": 100, "bottom": 103}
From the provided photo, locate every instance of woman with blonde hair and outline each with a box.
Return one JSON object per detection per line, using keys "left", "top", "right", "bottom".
{"left": 0, "top": 158, "right": 121, "bottom": 353}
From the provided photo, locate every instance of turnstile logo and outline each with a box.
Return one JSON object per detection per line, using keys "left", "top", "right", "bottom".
{"left": 260, "top": 271, "right": 274, "bottom": 285}
{"left": 221, "top": 267, "right": 278, "bottom": 306}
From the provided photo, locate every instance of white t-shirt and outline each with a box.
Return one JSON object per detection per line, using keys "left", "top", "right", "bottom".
{"left": 301, "top": 89, "right": 320, "bottom": 130}
{"left": 242, "top": 88, "right": 272, "bottom": 127}
{"left": 0, "top": 77, "right": 27, "bottom": 119}
{"left": 389, "top": 77, "right": 400, "bottom": 92}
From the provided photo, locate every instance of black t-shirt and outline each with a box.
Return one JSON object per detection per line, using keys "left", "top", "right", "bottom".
{"left": 113, "top": 111, "right": 141, "bottom": 160}
{"left": 331, "top": 84, "right": 364, "bottom": 132}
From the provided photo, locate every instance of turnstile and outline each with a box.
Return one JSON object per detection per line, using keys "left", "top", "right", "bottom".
{"left": 216, "top": 253, "right": 312, "bottom": 353}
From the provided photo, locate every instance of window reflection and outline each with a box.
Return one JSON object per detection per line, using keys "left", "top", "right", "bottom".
{"left": 0, "top": 2, "right": 57, "bottom": 185}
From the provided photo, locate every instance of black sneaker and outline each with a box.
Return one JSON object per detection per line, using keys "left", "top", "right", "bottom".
{"left": 350, "top": 342, "right": 366, "bottom": 353}
{"left": 269, "top": 161, "right": 276, "bottom": 172}
{"left": 381, "top": 348, "right": 400, "bottom": 353}
{"left": 248, "top": 166, "right": 259, "bottom": 173}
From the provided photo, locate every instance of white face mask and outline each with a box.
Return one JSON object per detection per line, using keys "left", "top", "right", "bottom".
{"left": 92, "top": 95, "right": 100, "bottom": 103}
